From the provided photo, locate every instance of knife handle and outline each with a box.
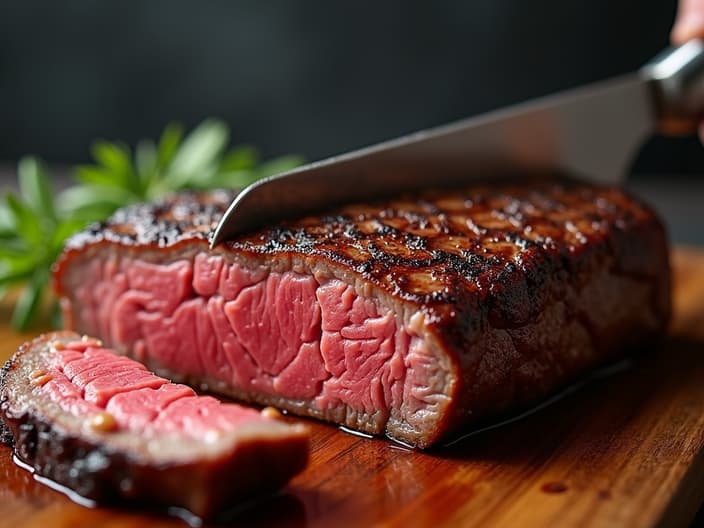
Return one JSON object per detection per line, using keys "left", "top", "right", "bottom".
{"left": 645, "top": 39, "right": 704, "bottom": 135}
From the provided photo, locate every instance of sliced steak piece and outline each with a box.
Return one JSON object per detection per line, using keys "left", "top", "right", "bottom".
{"left": 53, "top": 182, "right": 671, "bottom": 448}
{"left": 0, "top": 331, "right": 310, "bottom": 519}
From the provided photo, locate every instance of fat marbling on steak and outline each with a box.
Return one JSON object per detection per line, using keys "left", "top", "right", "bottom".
{"left": 52, "top": 181, "right": 671, "bottom": 448}
{"left": 0, "top": 332, "right": 309, "bottom": 519}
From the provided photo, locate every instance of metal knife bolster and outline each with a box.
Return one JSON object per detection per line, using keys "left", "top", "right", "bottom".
{"left": 645, "top": 39, "right": 704, "bottom": 135}
{"left": 211, "top": 40, "right": 704, "bottom": 246}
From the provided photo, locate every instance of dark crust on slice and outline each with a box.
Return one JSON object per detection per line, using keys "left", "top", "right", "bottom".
{"left": 52, "top": 181, "right": 672, "bottom": 446}
{"left": 0, "top": 356, "right": 15, "bottom": 445}
{"left": 0, "top": 332, "right": 310, "bottom": 519}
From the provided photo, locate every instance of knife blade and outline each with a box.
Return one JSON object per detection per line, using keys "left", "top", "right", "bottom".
{"left": 211, "top": 40, "right": 704, "bottom": 246}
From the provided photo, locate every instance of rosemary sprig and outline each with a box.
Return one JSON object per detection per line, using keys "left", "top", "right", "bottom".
{"left": 0, "top": 119, "right": 303, "bottom": 330}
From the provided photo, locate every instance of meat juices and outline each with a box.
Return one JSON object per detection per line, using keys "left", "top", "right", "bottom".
{"left": 53, "top": 182, "right": 671, "bottom": 448}
{"left": 0, "top": 332, "right": 310, "bottom": 519}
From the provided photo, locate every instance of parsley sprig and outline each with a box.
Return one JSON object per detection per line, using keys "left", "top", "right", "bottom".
{"left": 0, "top": 119, "right": 303, "bottom": 331}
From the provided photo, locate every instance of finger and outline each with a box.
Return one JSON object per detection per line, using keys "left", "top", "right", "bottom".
{"left": 672, "top": 0, "right": 704, "bottom": 43}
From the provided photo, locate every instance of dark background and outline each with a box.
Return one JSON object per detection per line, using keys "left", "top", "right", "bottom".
{"left": 0, "top": 1, "right": 703, "bottom": 242}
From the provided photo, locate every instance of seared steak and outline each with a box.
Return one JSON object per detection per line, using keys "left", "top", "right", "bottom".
{"left": 0, "top": 332, "right": 309, "bottom": 519}
{"left": 53, "top": 181, "right": 671, "bottom": 448}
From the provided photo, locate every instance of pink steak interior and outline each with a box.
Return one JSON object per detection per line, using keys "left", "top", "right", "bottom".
{"left": 41, "top": 339, "right": 267, "bottom": 440}
{"left": 71, "top": 253, "right": 435, "bottom": 424}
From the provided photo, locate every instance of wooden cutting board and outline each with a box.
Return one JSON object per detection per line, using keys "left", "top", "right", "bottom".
{"left": 1, "top": 247, "right": 703, "bottom": 528}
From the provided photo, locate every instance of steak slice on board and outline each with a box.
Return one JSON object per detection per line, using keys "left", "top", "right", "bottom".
{"left": 0, "top": 331, "right": 310, "bottom": 520}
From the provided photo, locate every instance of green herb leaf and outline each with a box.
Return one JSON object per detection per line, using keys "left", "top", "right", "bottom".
{"left": 220, "top": 145, "right": 259, "bottom": 172}
{"left": 5, "top": 193, "right": 43, "bottom": 245}
{"left": 90, "top": 141, "right": 140, "bottom": 195}
{"left": 157, "top": 122, "right": 184, "bottom": 168}
{"left": 0, "top": 202, "right": 15, "bottom": 238}
{"left": 11, "top": 268, "right": 48, "bottom": 331}
{"left": 0, "top": 239, "right": 29, "bottom": 259}
{"left": 18, "top": 156, "right": 56, "bottom": 221}
{"left": 164, "top": 119, "right": 229, "bottom": 189}
{"left": 135, "top": 139, "right": 157, "bottom": 193}
{"left": 213, "top": 169, "right": 258, "bottom": 189}
{"left": 0, "top": 265, "right": 35, "bottom": 287}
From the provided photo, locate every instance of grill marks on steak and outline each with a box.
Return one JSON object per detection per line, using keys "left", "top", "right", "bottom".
{"left": 0, "top": 332, "right": 310, "bottom": 519}
{"left": 54, "top": 182, "right": 671, "bottom": 447}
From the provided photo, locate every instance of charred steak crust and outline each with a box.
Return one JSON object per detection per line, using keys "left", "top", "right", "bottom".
{"left": 0, "top": 332, "right": 310, "bottom": 519}
{"left": 53, "top": 181, "right": 671, "bottom": 447}
{"left": 0, "top": 356, "right": 15, "bottom": 445}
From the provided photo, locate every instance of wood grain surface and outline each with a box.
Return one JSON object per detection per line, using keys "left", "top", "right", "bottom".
{"left": 1, "top": 247, "right": 704, "bottom": 528}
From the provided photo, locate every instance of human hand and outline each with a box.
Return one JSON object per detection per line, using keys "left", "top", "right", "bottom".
{"left": 673, "top": 0, "right": 704, "bottom": 44}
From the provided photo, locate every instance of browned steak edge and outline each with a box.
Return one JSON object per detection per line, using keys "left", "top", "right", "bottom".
{"left": 0, "top": 357, "right": 14, "bottom": 445}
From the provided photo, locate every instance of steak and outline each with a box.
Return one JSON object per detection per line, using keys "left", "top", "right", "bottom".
{"left": 0, "top": 332, "right": 309, "bottom": 519}
{"left": 53, "top": 181, "right": 671, "bottom": 448}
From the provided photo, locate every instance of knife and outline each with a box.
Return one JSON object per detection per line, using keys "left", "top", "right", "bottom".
{"left": 211, "top": 40, "right": 704, "bottom": 246}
